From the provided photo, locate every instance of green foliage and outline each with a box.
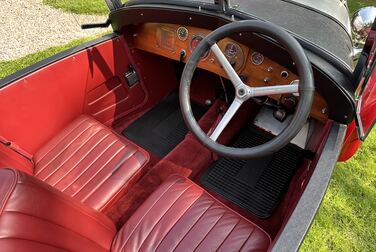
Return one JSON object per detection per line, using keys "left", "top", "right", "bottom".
{"left": 348, "top": 0, "right": 376, "bottom": 15}
{"left": 43, "top": 0, "right": 109, "bottom": 15}
{"left": 0, "top": 36, "right": 97, "bottom": 79}
{"left": 300, "top": 130, "right": 376, "bottom": 251}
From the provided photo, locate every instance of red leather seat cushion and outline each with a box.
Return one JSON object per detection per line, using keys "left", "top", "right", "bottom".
{"left": 0, "top": 168, "right": 116, "bottom": 252}
{"left": 33, "top": 115, "right": 149, "bottom": 212}
{"left": 112, "top": 175, "right": 271, "bottom": 252}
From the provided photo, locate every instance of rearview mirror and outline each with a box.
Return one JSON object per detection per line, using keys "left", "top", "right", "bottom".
{"left": 351, "top": 6, "right": 376, "bottom": 59}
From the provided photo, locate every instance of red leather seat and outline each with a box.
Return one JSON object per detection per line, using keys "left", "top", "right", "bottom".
{"left": 0, "top": 169, "right": 271, "bottom": 252}
{"left": 113, "top": 174, "right": 271, "bottom": 251}
{"left": 1, "top": 115, "right": 149, "bottom": 212}
{"left": 0, "top": 168, "right": 117, "bottom": 252}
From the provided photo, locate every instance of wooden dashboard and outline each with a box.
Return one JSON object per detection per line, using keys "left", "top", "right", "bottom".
{"left": 132, "top": 23, "right": 328, "bottom": 122}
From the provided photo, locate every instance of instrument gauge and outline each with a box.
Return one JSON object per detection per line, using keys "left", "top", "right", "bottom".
{"left": 224, "top": 42, "right": 244, "bottom": 72}
{"left": 251, "top": 52, "right": 265, "bottom": 65}
{"left": 190, "top": 34, "right": 209, "bottom": 59}
{"left": 177, "top": 27, "right": 189, "bottom": 41}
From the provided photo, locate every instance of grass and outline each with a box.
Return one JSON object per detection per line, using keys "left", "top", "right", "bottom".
{"left": 1, "top": 0, "right": 375, "bottom": 251}
{"left": 0, "top": 35, "right": 100, "bottom": 79}
{"left": 300, "top": 130, "right": 376, "bottom": 251}
{"left": 43, "top": 0, "right": 128, "bottom": 15}
{"left": 43, "top": 0, "right": 109, "bottom": 15}
{"left": 348, "top": 0, "right": 376, "bottom": 14}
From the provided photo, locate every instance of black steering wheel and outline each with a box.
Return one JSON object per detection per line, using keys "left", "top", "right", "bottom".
{"left": 180, "top": 20, "right": 315, "bottom": 159}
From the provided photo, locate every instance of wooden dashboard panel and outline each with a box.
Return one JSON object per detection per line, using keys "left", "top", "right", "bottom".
{"left": 132, "top": 23, "right": 328, "bottom": 122}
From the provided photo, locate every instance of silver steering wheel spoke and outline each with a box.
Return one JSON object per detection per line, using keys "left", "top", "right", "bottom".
{"left": 210, "top": 97, "right": 243, "bottom": 141}
{"left": 249, "top": 83, "right": 299, "bottom": 97}
{"left": 209, "top": 43, "right": 300, "bottom": 142}
{"left": 211, "top": 43, "right": 244, "bottom": 88}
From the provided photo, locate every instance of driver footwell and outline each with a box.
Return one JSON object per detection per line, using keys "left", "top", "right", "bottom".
{"left": 201, "top": 126, "right": 304, "bottom": 218}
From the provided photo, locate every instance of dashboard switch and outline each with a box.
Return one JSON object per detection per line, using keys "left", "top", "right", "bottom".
{"left": 124, "top": 65, "right": 139, "bottom": 87}
{"left": 179, "top": 49, "right": 187, "bottom": 62}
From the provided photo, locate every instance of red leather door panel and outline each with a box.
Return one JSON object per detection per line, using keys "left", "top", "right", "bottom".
{"left": 0, "top": 36, "right": 147, "bottom": 155}
{"left": 83, "top": 37, "right": 147, "bottom": 126}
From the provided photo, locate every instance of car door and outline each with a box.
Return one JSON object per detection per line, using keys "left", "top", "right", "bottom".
{"left": 339, "top": 19, "right": 376, "bottom": 161}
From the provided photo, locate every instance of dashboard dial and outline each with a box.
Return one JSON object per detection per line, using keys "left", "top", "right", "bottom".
{"left": 177, "top": 26, "right": 189, "bottom": 41}
{"left": 251, "top": 52, "right": 264, "bottom": 65}
{"left": 224, "top": 42, "right": 244, "bottom": 72}
{"left": 190, "top": 34, "right": 209, "bottom": 59}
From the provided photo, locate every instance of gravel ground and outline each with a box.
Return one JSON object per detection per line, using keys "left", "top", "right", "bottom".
{"left": 0, "top": 0, "right": 110, "bottom": 61}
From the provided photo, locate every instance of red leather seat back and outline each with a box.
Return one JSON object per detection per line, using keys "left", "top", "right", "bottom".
{"left": 0, "top": 168, "right": 116, "bottom": 252}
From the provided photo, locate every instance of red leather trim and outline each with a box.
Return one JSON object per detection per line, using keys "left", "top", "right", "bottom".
{"left": 33, "top": 115, "right": 149, "bottom": 212}
{"left": 0, "top": 168, "right": 116, "bottom": 252}
{"left": 83, "top": 37, "right": 148, "bottom": 126}
{"left": 112, "top": 175, "right": 271, "bottom": 252}
{"left": 0, "top": 145, "right": 33, "bottom": 175}
{"left": 0, "top": 37, "right": 147, "bottom": 154}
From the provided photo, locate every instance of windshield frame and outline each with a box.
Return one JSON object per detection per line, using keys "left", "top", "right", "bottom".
{"left": 125, "top": 0, "right": 222, "bottom": 12}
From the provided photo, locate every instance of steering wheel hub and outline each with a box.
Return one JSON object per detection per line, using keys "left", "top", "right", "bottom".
{"left": 180, "top": 20, "right": 314, "bottom": 159}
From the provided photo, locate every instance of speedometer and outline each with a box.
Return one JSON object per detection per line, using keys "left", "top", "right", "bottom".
{"left": 224, "top": 42, "right": 244, "bottom": 72}
{"left": 190, "top": 34, "right": 209, "bottom": 59}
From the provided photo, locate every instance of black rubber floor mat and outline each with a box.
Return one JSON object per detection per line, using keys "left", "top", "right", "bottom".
{"left": 123, "top": 92, "right": 207, "bottom": 157}
{"left": 201, "top": 126, "right": 304, "bottom": 218}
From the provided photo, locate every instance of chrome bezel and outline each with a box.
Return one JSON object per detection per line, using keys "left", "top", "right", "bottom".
{"left": 224, "top": 42, "right": 245, "bottom": 72}
{"left": 190, "top": 34, "right": 210, "bottom": 59}
{"left": 251, "top": 52, "right": 264, "bottom": 65}
{"left": 176, "top": 26, "right": 189, "bottom": 41}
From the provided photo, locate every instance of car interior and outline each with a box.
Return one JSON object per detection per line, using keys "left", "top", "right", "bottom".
{"left": 0, "top": 21, "right": 338, "bottom": 251}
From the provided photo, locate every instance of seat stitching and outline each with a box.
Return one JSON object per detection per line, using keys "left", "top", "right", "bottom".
{"left": 51, "top": 133, "right": 111, "bottom": 187}
{"left": 3, "top": 211, "right": 110, "bottom": 251}
{"left": 171, "top": 200, "right": 216, "bottom": 252}
{"left": 35, "top": 117, "right": 90, "bottom": 165}
{"left": 215, "top": 219, "right": 241, "bottom": 251}
{"left": 192, "top": 209, "right": 226, "bottom": 252}
{"left": 41, "top": 129, "right": 107, "bottom": 182}
{"left": 0, "top": 169, "right": 18, "bottom": 215}
{"left": 238, "top": 225, "right": 256, "bottom": 251}
{"left": 0, "top": 237, "right": 73, "bottom": 252}
{"left": 70, "top": 144, "right": 125, "bottom": 197}
{"left": 60, "top": 139, "right": 119, "bottom": 192}
{"left": 17, "top": 181, "right": 115, "bottom": 232}
{"left": 80, "top": 149, "right": 137, "bottom": 203}
{"left": 35, "top": 123, "right": 95, "bottom": 176}
{"left": 116, "top": 179, "right": 181, "bottom": 252}
{"left": 153, "top": 193, "right": 203, "bottom": 252}
{"left": 137, "top": 184, "right": 195, "bottom": 252}
{"left": 97, "top": 147, "right": 149, "bottom": 212}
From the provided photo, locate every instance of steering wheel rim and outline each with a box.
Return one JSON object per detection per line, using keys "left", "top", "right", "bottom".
{"left": 180, "top": 20, "right": 315, "bottom": 159}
